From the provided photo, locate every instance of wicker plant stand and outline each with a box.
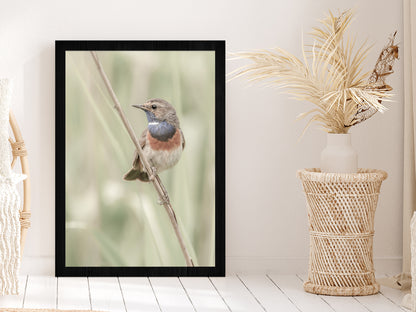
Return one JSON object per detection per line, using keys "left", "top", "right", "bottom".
{"left": 297, "top": 168, "right": 387, "bottom": 296}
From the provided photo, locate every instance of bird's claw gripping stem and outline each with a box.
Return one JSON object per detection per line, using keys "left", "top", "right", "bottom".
{"left": 149, "top": 167, "right": 157, "bottom": 181}
{"left": 158, "top": 194, "right": 170, "bottom": 205}
{"left": 156, "top": 175, "right": 170, "bottom": 205}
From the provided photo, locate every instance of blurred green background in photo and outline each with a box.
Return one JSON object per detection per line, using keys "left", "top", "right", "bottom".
{"left": 65, "top": 50, "right": 215, "bottom": 266}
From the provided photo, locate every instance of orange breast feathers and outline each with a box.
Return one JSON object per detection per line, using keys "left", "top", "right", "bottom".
{"left": 147, "top": 128, "right": 182, "bottom": 151}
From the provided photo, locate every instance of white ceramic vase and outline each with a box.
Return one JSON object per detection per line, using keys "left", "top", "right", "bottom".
{"left": 320, "top": 133, "right": 358, "bottom": 173}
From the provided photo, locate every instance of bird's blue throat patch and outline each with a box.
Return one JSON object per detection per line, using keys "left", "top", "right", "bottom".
{"left": 145, "top": 110, "right": 176, "bottom": 141}
{"left": 148, "top": 120, "right": 176, "bottom": 141}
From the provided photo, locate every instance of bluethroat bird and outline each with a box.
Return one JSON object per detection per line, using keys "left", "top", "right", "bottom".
{"left": 123, "top": 98, "right": 185, "bottom": 182}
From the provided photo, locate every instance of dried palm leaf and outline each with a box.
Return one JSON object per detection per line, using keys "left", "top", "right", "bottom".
{"left": 230, "top": 9, "right": 398, "bottom": 134}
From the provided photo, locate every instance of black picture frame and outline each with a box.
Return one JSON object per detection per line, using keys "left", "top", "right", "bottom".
{"left": 55, "top": 40, "right": 225, "bottom": 277}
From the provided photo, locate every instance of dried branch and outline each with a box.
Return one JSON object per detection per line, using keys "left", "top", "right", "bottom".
{"left": 348, "top": 31, "right": 399, "bottom": 126}
{"left": 90, "top": 51, "right": 194, "bottom": 267}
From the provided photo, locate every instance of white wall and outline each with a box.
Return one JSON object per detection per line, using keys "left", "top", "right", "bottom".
{"left": 0, "top": 0, "right": 403, "bottom": 275}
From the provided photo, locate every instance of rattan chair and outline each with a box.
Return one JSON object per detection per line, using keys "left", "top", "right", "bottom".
{"left": 8, "top": 111, "right": 31, "bottom": 256}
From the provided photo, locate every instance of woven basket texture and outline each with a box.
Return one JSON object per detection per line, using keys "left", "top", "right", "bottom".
{"left": 297, "top": 168, "right": 387, "bottom": 296}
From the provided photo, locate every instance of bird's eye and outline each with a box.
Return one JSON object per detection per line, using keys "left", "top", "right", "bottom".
{"left": 151, "top": 104, "right": 157, "bottom": 110}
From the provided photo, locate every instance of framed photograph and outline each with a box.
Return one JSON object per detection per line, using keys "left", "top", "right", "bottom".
{"left": 55, "top": 40, "right": 225, "bottom": 276}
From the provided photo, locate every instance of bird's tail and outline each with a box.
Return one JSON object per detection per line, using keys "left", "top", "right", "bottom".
{"left": 123, "top": 168, "right": 149, "bottom": 182}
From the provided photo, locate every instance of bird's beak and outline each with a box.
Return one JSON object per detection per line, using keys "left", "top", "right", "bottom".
{"left": 132, "top": 104, "right": 147, "bottom": 111}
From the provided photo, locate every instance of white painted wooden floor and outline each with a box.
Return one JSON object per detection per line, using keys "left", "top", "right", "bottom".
{"left": 0, "top": 274, "right": 408, "bottom": 312}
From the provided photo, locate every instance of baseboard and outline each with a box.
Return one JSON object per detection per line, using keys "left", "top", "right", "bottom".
{"left": 373, "top": 257, "right": 403, "bottom": 275}
{"left": 19, "top": 255, "right": 402, "bottom": 276}
{"left": 226, "top": 257, "right": 309, "bottom": 275}
{"left": 226, "top": 256, "right": 403, "bottom": 276}
{"left": 20, "top": 255, "right": 55, "bottom": 275}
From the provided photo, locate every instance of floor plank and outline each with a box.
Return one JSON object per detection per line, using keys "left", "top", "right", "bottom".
{"left": 24, "top": 276, "right": 56, "bottom": 309}
{"left": 149, "top": 277, "right": 194, "bottom": 312}
{"left": 238, "top": 274, "right": 299, "bottom": 312}
{"left": 180, "top": 277, "right": 229, "bottom": 312}
{"left": 355, "top": 293, "right": 405, "bottom": 312}
{"left": 268, "top": 274, "right": 334, "bottom": 312}
{"left": 57, "top": 277, "right": 91, "bottom": 310}
{"left": 319, "top": 294, "right": 369, "bottom": 312}
{"left": 379, "top": 287, "right": 408, "bottom": 312}
{"left": 88, "top": 277, "right": 125, "bottom": 312}
{"left": 210, "top": 276, "right": 263, "bottom": 312}
{"left": 297, "top": 274, "right": 368, "bottom": 312}
{"left": 119, "top": 277, "right": 160, "bottom": 312}
{"left": 4, "top": 274, "right": 406, "bottom": 312}
{"left": 0, "top": 276, "right": 27, "bottom": 308}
